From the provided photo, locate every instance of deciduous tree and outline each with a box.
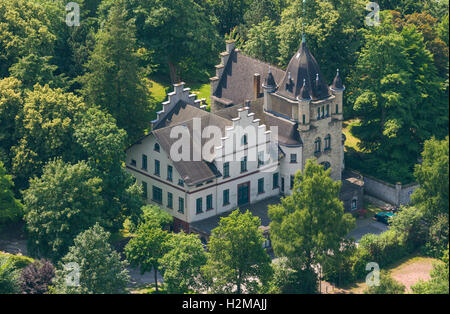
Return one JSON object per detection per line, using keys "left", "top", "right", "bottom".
{"left": 202, "top": 210, "right": 273, "bottom": 294}
{"left": 268, "top": 159, "right": 355, "bottom": 293}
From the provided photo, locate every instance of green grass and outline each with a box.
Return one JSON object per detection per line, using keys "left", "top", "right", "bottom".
{"left": 131, "top": 283, "right": 168, "bottom": 294}
{"left": 343, "top": 119, "right": 361, "bottom": 152}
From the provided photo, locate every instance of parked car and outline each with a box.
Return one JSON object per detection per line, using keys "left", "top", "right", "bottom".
{"left": 374, "top": 212, "right": 396, "bottom": 225}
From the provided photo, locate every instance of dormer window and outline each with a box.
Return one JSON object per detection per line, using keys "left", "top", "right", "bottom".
{"left": 154, "top": 143, "right": 160, "bottom": 152}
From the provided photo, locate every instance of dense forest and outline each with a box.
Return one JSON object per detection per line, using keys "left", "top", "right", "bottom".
{"left": 0, "top": 0, "right": 449, "bottom": 295}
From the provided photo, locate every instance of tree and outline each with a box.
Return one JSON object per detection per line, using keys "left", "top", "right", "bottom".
{"left": 73, "top": 107, "right": 144, "bottom": 231}
{"left": 19, "top": 259, "right": 55, "bottom": 294}
{"left": 0, "top": 77, "right": 23, "bottom": 168}
{"left": 0, "top": 256, "right": 19, "bottom": 294}
{"left": 243, "top": 19, "right": 280, "bottom": 65}
{"left": 277, "top": 0, "right": 365, "bottom": 82}
{"left": 11, "top": 84, "right": 87, "bottom": 189}
{"left": 125, "top": 220, "right": 170, "bottom": 292}
{"left": 51, "top": 224, "right": 129, "bottom": 294}
{"left": 0, "top": 0, "right": 56, "bottom": 79}
{"left": 412, "top": 137, "right": 449, "bottom": 220}
{"left": 135, "top": 204, "right": 173, "bottom": 230}
{"left": 411, "top": 136, "right": 449, "bottom": 256}
{"left": 243, "top": 0, "right": 282, "bottom": 27}
{"left": 350, "top": 12, "right": 448, "bottom": 183}
{"left": 159, "top": 232, "right": 207, "bottom": 294}
{"left": 268, "top": 159, "right": 355, "bottom": 293}
{"left": 23, "top": 159, "right": 104, "bottom": 261}
{"left": 364, "top": 271, "right": 405, "bottom": 294}
{"left": 210, "top": 0, "right": 252, "bottom": 35}
{"left": 82, "top": 1, "right": 151, "bottom": 142}
{"left": 202, "top": 210, "right": 273, "bottom": 294}
{"left": 127, "top": 0, "right": 221, "bottom": 82}
{"left": 0, "top": 162, "right": 23, "bottom": 227}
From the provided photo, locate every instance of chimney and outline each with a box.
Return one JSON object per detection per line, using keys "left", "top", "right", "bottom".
{"left": 253, "top": 73, "right": 261, "bottom": 99}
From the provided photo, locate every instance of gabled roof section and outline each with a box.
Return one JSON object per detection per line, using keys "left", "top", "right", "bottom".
{"left": 215, "top": 99, "right": 303, "bottom": 147}
{"left": 152, "top": 108, "right": 232, "bottom": 186}
{"left": 277, "top": 41, "right": 330, "bottom": 101}
{"left": 213, "top": 50, "right": 284, "bottom": 106}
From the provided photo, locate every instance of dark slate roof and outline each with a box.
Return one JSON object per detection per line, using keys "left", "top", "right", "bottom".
{"left": 215, "top": 98, "right": 303, "bottom": 147}
{"left": 277, "top": 41, "right": 330, "bottom": 100}
{"left": 152, "top": 105, "right": 232, "bottom": 186}
{"left": 299, "top": 78, "right": 311, "bottom": 100}
{"left": 331, "top": 69, "right": 345, "bottom": 91}
{"left": 153, "top": 100, "right": 210, "bottom": 130}
{"left": 190, "top": 196, "right": 281, "bottom": 235}
{"left": 213, "top": 50, "right": 284, "bottom": 105}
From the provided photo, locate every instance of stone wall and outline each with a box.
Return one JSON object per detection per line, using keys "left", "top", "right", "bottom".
{"left": 352, "top": 171, "right": 419, "bottom": 206}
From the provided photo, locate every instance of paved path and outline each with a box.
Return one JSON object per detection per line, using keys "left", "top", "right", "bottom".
{"left": 347, "top": 217, "right": 389, "bottom": 243}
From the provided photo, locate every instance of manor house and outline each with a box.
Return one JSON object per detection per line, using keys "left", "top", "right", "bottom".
{"left": 125, "top": 39, "right": 363, "bottom": 237}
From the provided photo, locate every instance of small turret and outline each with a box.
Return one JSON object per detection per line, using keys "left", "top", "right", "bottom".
{"left": 263, "top": 66, "right": 277, "bottom": 111}
{"left": 331, "top": 69, "right": 345, "bottom": 91}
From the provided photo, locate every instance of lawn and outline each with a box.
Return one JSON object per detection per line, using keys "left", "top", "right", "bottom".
{"left": 329, "top": 253, "right": 441, "bottom": 294}
{"left": 342, "top": 119, "right": 361, "bottom": 152}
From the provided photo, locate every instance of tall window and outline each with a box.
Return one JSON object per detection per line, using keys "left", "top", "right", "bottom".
{"left": 142, "top": 154, "right": 148, "bottom": 170}
{"left": 258, "top": 178, "right": 265, "bottom": 194}
{"left": 336, "top": 104, "right": 339, "bottom": 114}
{"left": 325, "top": 134, "right": 331, "bottom": 150}
{"left": 196, "top": 198, "right": 203, "bottom": 214}
{"left": 206, "top": 194, "right": 213, "bottom": 211}
{"left": 314, "top": 138, "right": 321, "bottom": 153}
{"left": 326, "top": 104, "right": 330, "bottom": 116}
{"left": 178, "top": 197, "right": 184, "bottom": 214}
{"left": 223, "top": 162, "right": 230, "bottom": 178}
{"left": 302, "top": 114, "right": 306, "bottom": 125}
{"left": 142, "top": 181, "right": 148, "bottom": 199}
{"left": 167, "top": 165, "right": 173, "bottom": 181}
{"left": 241, "top": 134, "right": 248, "bottom": 146}
{"left": 241, "top": 156, "right": 248, "bottom": 173}
{"left": 290, "top": 175, "right": 295, "bottom": 190}
{"left": 154, "top": 143, "right": 160, "bottom": 152}
{"left": 178, "top": 179, "right": 184, "bottom": 187}
{"left": 273, "top": 173, "right": 279, "bottom": 189}
{"left": 223, "top": 189, "right": 230, "bottom": 205}
{"left": 317, "top": 107, "right": 321, "bottom": 120}
{"left": 321, "top": 106, "right": 324, "bottom": 118}
{"left": 167, "top": 192, "right": 173, "bottom": 209}
{"left": 152, "top": 186, "right": 162, "bottom": 204}
{"left": 258, "top": 151, "right": 265, "bottom": 167}
{"left": 290, "top": 154, "right": 297, "bottom": 163}
{"left": 352, "top": 198, "right": 357, "bottom": 211}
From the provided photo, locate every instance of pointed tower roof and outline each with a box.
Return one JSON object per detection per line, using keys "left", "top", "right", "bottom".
{"left": 277, "top": 41, "right": 330, "bottom": 100}
{"left": 264, "top": 66, "right": 276, "bottom": 89}
{"left": 331, "top": 69, "right": 345, "bottom": 91}
{"left": 298, "top": 79, "right": 311, "bottom": 101}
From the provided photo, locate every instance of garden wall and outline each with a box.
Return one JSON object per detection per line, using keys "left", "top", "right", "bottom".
{"left": 347, "top": 170, "right": 419, "bottom": 206}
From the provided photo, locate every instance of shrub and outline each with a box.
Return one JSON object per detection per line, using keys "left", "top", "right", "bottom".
{"left": 364, "top": 271, "right": 405, "bottom": 294}
{"left": 0, "top": 252, "right": 34, "bottom": 270}
{"left": 19, "top": 259, "right": 55, "bottom": 294}
{"left": 0, "top": 256, "right": 20, "bottom": 293}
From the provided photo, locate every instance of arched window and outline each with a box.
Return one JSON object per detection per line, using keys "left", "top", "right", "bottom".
{"left": 314, "top": 138, "right": 321, "bottom": 153}
{"left": 324, "top": 134, "right": 331, "bottom": 150}
{"left": 320, "top": 161, "right": 331, "bottom": 171}
{"left": 154, "top": 143, "right": 160, "bottom": 152}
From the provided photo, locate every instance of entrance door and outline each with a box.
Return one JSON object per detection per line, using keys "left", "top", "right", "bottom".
{"left": 237, "top": 182, "right": 250, "bottom": 206}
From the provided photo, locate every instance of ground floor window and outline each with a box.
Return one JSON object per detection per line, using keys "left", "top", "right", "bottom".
{"left": 351, "top": 198, "right": 358, "bottom": 211}
{"left": 273, "top": 173, "right": 279, "bottom": 189}
{"left": 223, "top": 189, "right": 230, "bottom": 205}
{"left": 142, "top": 181, "right": 148, "bottom": 199}
{"left": 290, "top": 175, "right": 295, "bottom": 190}
{"left": 206, "top": 194, "right": 213, "bottom": 210}
{"left": 152, "top": 186, "right": 162, "bottom": 204}
{"left": 167, "top": 192, "right": 173, "bottom": 209}
{"left": 258, "top": 178, "right": 265, "bottom": 194}
{"left": 196, "top": 198, "right": 203, "bottom": 214}
{"left": 178, "top": 197, "right": 184, "bottom": 214}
